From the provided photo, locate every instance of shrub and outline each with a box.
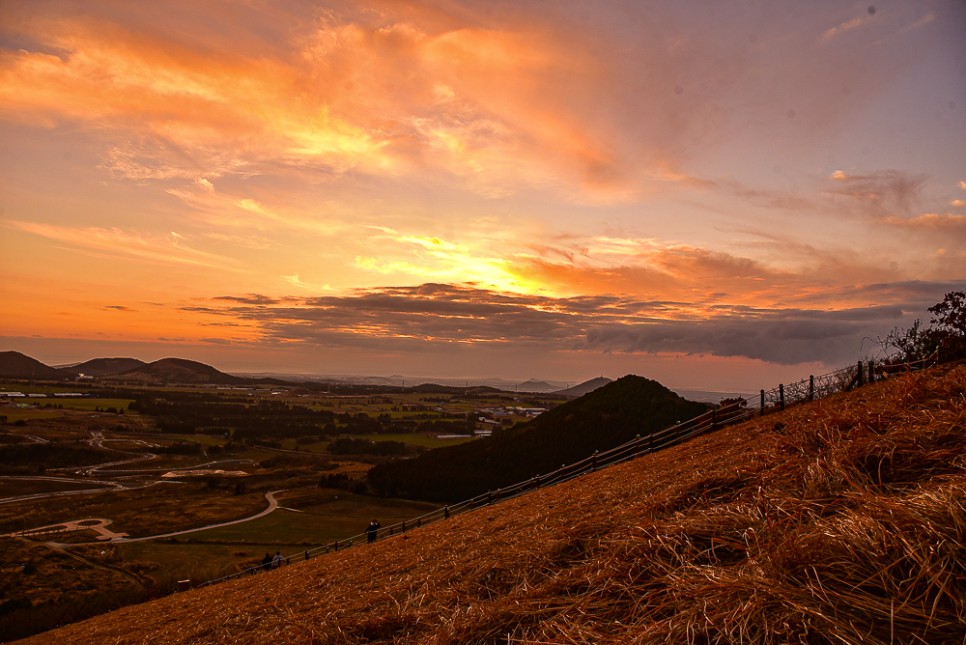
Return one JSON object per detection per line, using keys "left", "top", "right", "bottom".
{"left": 882, "top": 291, "right": 966, "bottom": 365}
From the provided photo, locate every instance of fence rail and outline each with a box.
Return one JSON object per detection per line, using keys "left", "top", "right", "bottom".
{"left": 198, "top": 354, "right": 935, "bottom": 587}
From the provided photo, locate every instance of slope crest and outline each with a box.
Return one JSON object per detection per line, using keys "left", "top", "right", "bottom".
{"left": 0, "top": 351, "right": 64, "bottom": 380}
{"left": 113, "top": 357, "right": 245, "bottom": 385}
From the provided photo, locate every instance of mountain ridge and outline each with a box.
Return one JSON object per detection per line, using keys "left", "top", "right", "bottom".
{"left": 0, "top": 351, "right": 612, "bottom": 394}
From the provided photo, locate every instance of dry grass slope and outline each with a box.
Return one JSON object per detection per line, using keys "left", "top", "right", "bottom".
{"left": 17, "top": 366, "right": 966, "bottom": 644}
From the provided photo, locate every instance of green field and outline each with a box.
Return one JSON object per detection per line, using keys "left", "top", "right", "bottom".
{"left": 356, "top": 432, "right": 478, "bottom": 449}
{"left": 0, "top": 407, "right": 61, "bottom": 422}
{"left": 47, "top": 398, "right": 133, "bottom": 411}
{"left": 116, "top": 490, "right": 439, "bottom": 582}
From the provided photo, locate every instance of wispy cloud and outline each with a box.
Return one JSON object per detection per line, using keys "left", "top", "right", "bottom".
{"left": 6, "top": 222, "right": 241, "bottom": 270}
{"left": 826, "top": 169, "right": 926, "bottom": 218}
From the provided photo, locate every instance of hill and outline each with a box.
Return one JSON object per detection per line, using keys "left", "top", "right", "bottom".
{"left": 554, "top": 376, "right": 612, "bottom": 397}
{"left": 515, "top": 378, "right": 557, "bottom": 392}
{"left": 58, "top": 357, "right": 146, "bottom": 377}
{"left": 110, "top": 357, "right": 247, "bottom": 385}
{"left": 0, "top": 351, "right": 65, "bottom": 380}
{"left": 22, "top": 365, "right": 966, "bottom": 644}
{"left": 367, "top": 375, "right": 709, "bottom": 502}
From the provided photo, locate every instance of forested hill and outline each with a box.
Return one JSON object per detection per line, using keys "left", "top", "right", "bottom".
{"left": 367, "top": 374, "right": 709, "bottom": 502}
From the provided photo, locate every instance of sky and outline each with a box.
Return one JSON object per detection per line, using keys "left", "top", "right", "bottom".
{"left": 1, "top": 0, "right": 965, "bottom": 392}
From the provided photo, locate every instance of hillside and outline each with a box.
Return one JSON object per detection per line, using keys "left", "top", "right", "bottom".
{"left": 554, "top": 376, "right": 612, "bottom": 397}
{"left": 59, "top": 357, "right": 145, "bottom": 377}
{"left": 110, "top": 357, "right": 247, "bottom": 385}
{"left": 20, "top": 364, "right": 966, "bottom": 644}
{"left": 367, "top": 375, "right": 709, "bottom": 501}
{"left": 0, "top": 351, "right": 65, "bottom": 380}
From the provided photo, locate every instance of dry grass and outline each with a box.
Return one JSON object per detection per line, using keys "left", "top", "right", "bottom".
{"left": 16, "top": 366, "right": 966, "bottom": 644}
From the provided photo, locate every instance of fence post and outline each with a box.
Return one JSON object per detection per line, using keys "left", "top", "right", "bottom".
{"left": 592, "top": 451, "right": 598, "bottom": 471}
{"left": 856, "top": 361, "right": 863, "bottom": 387}
{"left": 809, "top": 375, "right": 814, "bottom": 401}
{"left": 868, "top": 360, "right": 875, "bottom": 383}
{"left": 779, "top": 384, "right": 785, "bottom": 410}
{"left": 760, "top": 389, "right": 765, "bottom": 416}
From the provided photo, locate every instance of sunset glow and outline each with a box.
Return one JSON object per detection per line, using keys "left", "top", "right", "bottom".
{"left": 2, "top": 1, "right": 964, "bottom": 391}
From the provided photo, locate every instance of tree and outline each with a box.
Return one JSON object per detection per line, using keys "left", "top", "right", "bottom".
{"left": 884, "top": 291, "right": 966, "bottom": 365}
{"left": 928, "top": 291, "right": 966, "bottom": 361}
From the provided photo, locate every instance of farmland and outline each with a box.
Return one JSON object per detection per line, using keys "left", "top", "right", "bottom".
{"left": 0, "top": 378, "right": 566, "bottom": 639}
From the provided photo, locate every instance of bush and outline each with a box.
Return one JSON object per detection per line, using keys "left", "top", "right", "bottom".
{"left": 883, "top": 291, "right": 966, "bottom": 365}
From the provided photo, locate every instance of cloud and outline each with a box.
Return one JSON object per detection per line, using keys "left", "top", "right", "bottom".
{"left": 189, "top": 280, "right": 965, "bottom": 366}
{"left": 0, "top": 0, "right": 861, "bottom": 203}
{"left": 104, "top": 305, "right": 133, "bottom": 312}
{"left": 6, "top": 221, "right": 243, "bottom": 270}
{"left": 821, "top": 14, "right": 871, "bottom": 42}
{"left": 200, "top": 337, "right": 232, "bottom": 345}
{"left": 213, "top": 294, "right": 280, "bottom": 305}
{"left": 826, "top": 170, "right": 926, "bottom": 218}
{"left": 884, "top": 213, "right": 966, "bottom": 232}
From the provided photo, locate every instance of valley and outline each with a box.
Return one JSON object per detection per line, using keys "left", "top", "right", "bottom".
{"left": 0, "top": 371, "right": 571, "bottom": 640}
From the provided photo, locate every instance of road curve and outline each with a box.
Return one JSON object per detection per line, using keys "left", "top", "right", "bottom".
{"left": 55, "top": 490, "right": 285, "bottom": 546}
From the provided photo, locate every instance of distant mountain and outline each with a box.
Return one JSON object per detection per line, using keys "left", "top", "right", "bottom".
{"left": 368, "top": 374, "right": 710, "bottom": 502}
{"left": 0, "top": 351, "right": 66, "bottom": 380}
{"left": 515, "top": 379, "right": 557, "bottom": 392}
{"left": 60, "top": 357, "right": 146, "bottom": 377}
{"left": 111, "top": 358, "right": 247, "bottom": 385}
{"left": 554, "top": 376, "right": 612, "bottom": 397}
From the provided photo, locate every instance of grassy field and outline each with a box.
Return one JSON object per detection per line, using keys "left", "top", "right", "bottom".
{"left": 46, "top": 398, "right": 133, "bottom": 411}
{"left": 0, "top": 378, "right": 561, "bottom": 640}
{"left": 355, "top": 432, "right": 478, "bottom": 448}
{"left": 1, "top": 398, "right": 134, "bottom": 423}
{"left": 0, "top": 407, "right": 62, "bottom": 422}
{"left": 116, "top": 488, "right": 440, "bottom": 582}
{"left": 0, "top": 477, "right": 111, "bottom": 498}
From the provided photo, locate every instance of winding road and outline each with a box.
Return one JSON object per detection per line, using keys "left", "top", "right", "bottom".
{"left": 2, "top": 428, "right": 278, "bottom": 546}
{"left": 3, "top": 491, "right": 284, "bottom": 546}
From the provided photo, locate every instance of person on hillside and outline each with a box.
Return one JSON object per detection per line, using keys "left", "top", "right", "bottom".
{"left": 366, "top": 518, "right": 381, "bottom": 543}
{"left": 260, "top": 552, "right": 272, "bottom": 572}
{"left": 272, "top": 551, "right": 283, "bottom": 569}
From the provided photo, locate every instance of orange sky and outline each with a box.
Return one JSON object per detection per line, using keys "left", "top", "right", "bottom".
{"left": 2, "top": 0, "right": 965, "bottom": 391}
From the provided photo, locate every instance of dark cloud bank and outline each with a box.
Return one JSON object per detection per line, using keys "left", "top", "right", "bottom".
{"left": 195, "top": 281, "right": 966, "bottom": 367}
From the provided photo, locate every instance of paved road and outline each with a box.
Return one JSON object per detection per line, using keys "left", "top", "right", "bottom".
{"left": 2, "top": 428, "right": 274, "bottom": 545}
{"left": 113, "top": 490, "right": 283, "bottom": 543}
{"left": 35, "top": 490, "right": 284, "bottom": 546}
{"left": 0, "top": 475, "right": 131, "bottom": 506}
